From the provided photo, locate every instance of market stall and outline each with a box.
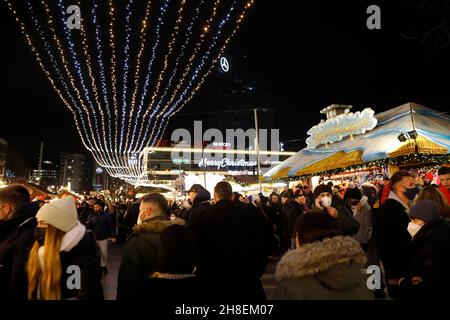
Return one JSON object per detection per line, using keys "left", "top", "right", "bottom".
{"left": 264, "top": 103, "right": 450, "bottom": 182}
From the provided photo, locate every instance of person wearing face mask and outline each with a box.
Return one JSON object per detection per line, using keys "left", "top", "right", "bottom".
{"left": 309, "top": 184, "right": 360, "bottom": 236}
{"left": 347, "top": 188, "right": 373, "bottom": 252}
{"left": 0, "top": 185, "right": 39, "bottom": 300}
{"left": 373, "top": 170, "right": 417, "bottom": 299}
{"left": 396, "top": 200, "right": 450, "bottom": 299}
{"left": 27, "top": 196, "right": 103, "bottom": 300}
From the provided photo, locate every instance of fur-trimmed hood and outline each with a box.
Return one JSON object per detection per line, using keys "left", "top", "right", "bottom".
{"left": 276, "top": 236, "right": 367, "bottom": 290}
{"left": 133, "top": 216, "right": 185, "bottom": 234}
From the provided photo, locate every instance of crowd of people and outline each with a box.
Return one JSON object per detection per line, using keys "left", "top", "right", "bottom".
{"left": 0, "top": 165, "right": 449, "bottom": 300}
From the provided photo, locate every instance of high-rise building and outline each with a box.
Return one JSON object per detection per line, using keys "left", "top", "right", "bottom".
{"left": 59, "top": 152, "right": 91, "bottom": 192}
{"left": 0, "top": 137, "right": 7, "bottom": 178}
{"left": 206, "top": 53, "right": 274, "bottom": 136}
{"left": 29, "top": 160, "right": 58, "bottom": 190}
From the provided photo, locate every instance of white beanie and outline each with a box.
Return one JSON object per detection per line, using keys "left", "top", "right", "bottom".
{"left": 36, "top": 196, "right": 78, "bottom": 232}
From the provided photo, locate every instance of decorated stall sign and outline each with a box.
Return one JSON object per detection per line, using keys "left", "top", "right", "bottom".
{"left": 306, "top": 108, "right": 377, "bottom": 149}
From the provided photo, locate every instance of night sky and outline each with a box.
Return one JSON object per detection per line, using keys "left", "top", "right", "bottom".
{"left": 0, "top": 0, "right": 449, "bottom": 174}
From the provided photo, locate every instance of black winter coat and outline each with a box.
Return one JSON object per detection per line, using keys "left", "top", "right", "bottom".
{"left": 60, "top": 230, "right": 104, "bottom": 300}
{"left": 196, "top": 199, "right": 267, "bottom": 301}
{"left": 0, "top": 202, "right": 39, "bottom": 300}
{"left": 86, "top": 211, "right": 113, "bottom": 240}
{"left": 281, "top": 201, "right": 304, "bottom": 239}
{"left": 373, "top": 198, "right": 412, "bottom": 279}
{"left": 399, "top": 219, "right": 450, "bottom": 298}
{"left": 117, "top": 216, "right": 185, "bottom": 300}
{"left": 186, "top": 190, "right": 211, "bottom": 237}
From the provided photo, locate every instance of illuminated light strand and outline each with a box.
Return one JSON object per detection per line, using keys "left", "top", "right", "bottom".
{"left": 124, "top": 0, "right": 160, "bottom": 153}
{"left": 142, "top": 0, "right": 226, "bottom": 149}
{"left": 90, "top": 0, "right": 126, "bottom": 175}
{"left": 9, "top": 0, "right": 135, "bottom": 181}
{"left": 108, "top": 0, "right": 120, "bottom": 157}
{"left": 27, "top": 0, "right": 103, "bottom": 162}
{"left": 150, "top": 1, "right": 254, "bottom": 146}
{"left": 6, "top": 0, "right": 255, "bottom": 184}
{"left": 130, "top": 0, "right": 207, "bottom": 155}
{"left": 90, "top": 1, "right": 123, "bottom": 174}
{"left": 57, "top": 0, "right": 105, "bottom": 155}
{"left": 34, "top": 0, "right": 98, "bottom": 156}
{"left": 120, "top": 0, "right": 135, "bottom": 154}
{"left": 145, "top": 0, "right": 235, "bottom": 148}
{"left": 135, "top": 0, "right": 223, "bottom": 153}
{"left": 125, "top": 0, "right": 171, "bottom": 156}
{"left": 128, "top": 0, "right": 187, "bottom": 153}
{"left": 4, "top": 0, "right": 93, "bottom": 156}
{"left": 75, "top": 0, "right": 112, "bottom": 158}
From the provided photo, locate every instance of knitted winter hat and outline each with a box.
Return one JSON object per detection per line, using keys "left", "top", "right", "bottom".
{"left": 348, "top": 187, "right": 362, "bottom": 200}
{"left": 410, "top": 200, "right": 440, "bottom": 224}
{"left": 313, "top": 184, "right": 332, "bottom": 198}
{"left": 36, "top": 196, "right": 78, "bottom": 232}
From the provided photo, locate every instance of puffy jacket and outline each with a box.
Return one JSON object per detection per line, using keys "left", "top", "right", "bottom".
{"left": 275, "top": 236, "right": 372, "bottom": 299}
{"left": 117, "top": 216, "right": 185, "bottom": 300}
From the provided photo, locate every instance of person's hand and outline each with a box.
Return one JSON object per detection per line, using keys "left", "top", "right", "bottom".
{"left": 326, "top": 206, "right": 338, "bottom": 218}
{"left": 387, "top": 278, "right": 400, "bottom": 286}
{"left": 412, "top": 276, "right": 423, "bottom": 285}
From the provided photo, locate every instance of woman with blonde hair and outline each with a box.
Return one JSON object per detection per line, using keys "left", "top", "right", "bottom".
{"left": 27, "top": 196, "right": 103, "bottom": 300}
{"left": 416, "top": 186, "right": 450, "bottom": 218}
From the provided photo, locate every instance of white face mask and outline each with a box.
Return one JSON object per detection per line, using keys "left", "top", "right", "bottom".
{"left": 407, "top": 222, "right": 422, "bottom": 238}
{"left": 320, "top": 196, "right": 332, "bottom": 208}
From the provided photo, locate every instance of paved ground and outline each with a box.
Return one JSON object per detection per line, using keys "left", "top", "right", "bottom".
{"left": 102, "top": 242, "right": 123, "bottom": 300}
{"left": 102, "top": 242, "right": 280, "bottom": 300}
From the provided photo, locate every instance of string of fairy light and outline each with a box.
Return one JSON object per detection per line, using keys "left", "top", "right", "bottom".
{"left": 133, "top": 0, "right": 208, "bottom": 154}
{"left": 140, "top": 0, "right": 226, "bottom": 151}
{"left": 4, "top": 0, "right": 255, "bottom": 185}
{"left": 150, "top": 0, "right": 255, "bottom": 148}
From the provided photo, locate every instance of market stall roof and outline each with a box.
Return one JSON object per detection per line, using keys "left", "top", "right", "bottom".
{"left": 265, "top": 102, "right": 450, "bottom": 178}
{"left": 7, "top": 179, "right": 56, "bottom": 200}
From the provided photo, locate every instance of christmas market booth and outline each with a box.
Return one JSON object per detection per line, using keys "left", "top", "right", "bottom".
{"left": 5, "top": 178, "right": 56, "bottom": 201}
{"left": 264, "top": 103, "right": 450, "bottom": 184}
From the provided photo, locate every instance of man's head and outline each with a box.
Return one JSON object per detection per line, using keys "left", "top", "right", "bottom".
{"left": 280, "top": 191, "right": 290, "bottom": 205}
{"left": 232, "top": 192, "right": 242, "bottom": 202}
{"left": 292, "top": 183, "right": 303, "bottom": 193}
{"left": 313, "top": 184, "right": 333, "bottom": 209}
{"left": 87, "top": 198, "right": 95, "bottom": 208}
{"left": 303, "top": 185, "right": 311, "bottom": 194}
{"left": 438, "top": 166, "right": 450, "bottom": 190}
{"left": 139, "top": 193, "right": 169, "bottom": 223}
{"left": 213, "top": 181, "right": 233, "bottom": 202}
{"left": 294, "top": 190, "right": 306, "bottom": 205}
{"left": 93, "top": 201, "right": 103, "bottom": 214}
{"left": 348, "top": 187, "right": 362, "bottom": 207}
{"left": 0, "top": 184, "right": 31, "bottom": 221}
{"left": 186, "top": 184, "right": 204, "bottom": 203}
{"left": 390, "top": 170, "right": 417, "bottom": 200}
{"left": 270, "top": 192, "right": 279, "bottom": 204}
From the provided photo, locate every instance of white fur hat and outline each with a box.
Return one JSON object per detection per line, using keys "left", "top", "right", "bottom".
{"left": 36, "top": 196, "right": 78, "bottom": 232}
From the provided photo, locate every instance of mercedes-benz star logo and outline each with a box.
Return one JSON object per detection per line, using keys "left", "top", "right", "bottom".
{"left": 220, "top": 57, "right": 229, "bottom": 72}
